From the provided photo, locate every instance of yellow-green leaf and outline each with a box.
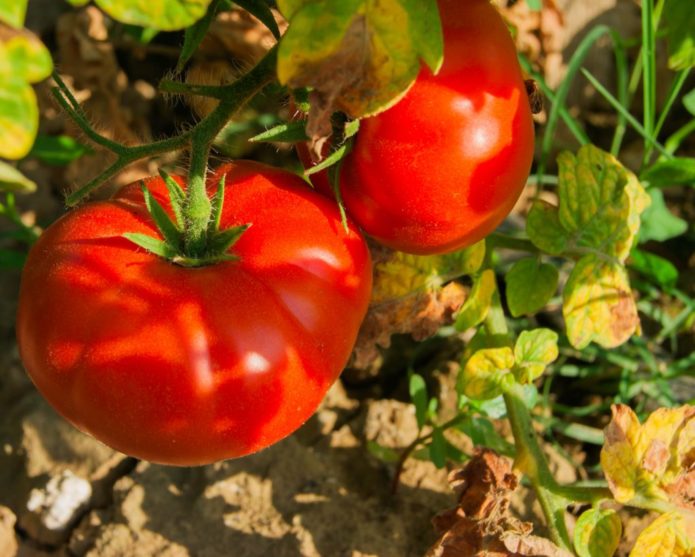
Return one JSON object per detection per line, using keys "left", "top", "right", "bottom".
{"left": 94, "top": 0, "right": 212, "bottom": 31}
{"left": 0, "top": 161, "right": 36, "bottom": 193}
{"left": 601, "top": 404, "right": 695, "bottom": 509}
{"left": 0, "top": 35, "right": 53, "bottom": 83}
{"left": 0, "top": 0, "right": 28, "bottom": 28}
{"left": 513, "top": 328, "right": 558, "bottom": 384}
{"left": 459, "top": 347, "right": 515, "bottom": 401}
{"left": 629, "top": 512, "right": 695, "bottom": 557}
{"left": 0, "top": 79, "right": 38, "bottom": 160}
{"left": 563, "top": 255, "right": 638, "bottom": 349}
{"left": 371, "top": 251, "right": 443, "bottom": 305}
{"left": 527, "top": 200, "right": 569, "bottom": 255}
{"left": 454, "top": 269, "right": 496, "bottom": 332}
{"left": 574, "top": 508, "right": 622, "bottom": 557}
{"left": 277, "top": 0, "right": 443, "bottom": 120}
{"left": 505, "top": 257, "right": 558, "bottom": 317}
{"left": 441, "top": 240, "right": 486, "bottom": 277}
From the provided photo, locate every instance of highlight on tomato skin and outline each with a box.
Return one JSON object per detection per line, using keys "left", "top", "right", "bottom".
{"left": 301, "top": 0, "right": 535, "bottom": 255}
{"left": 16, "top": 161, "right": 372, "bottom": 466}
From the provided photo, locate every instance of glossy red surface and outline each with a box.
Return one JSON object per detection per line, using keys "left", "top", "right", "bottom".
{"left": 17, "top": 161, "right": 372, "bottom": 465}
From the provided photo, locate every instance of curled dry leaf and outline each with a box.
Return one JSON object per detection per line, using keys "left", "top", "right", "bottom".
{"left": 427, "top": 449, "right": 573, "bottom": 557}
{"left": 602, "top": 404, "right": 695, "bottom": 512}
{"left": 351, "top": 245, "right": 467, "bottom": 369}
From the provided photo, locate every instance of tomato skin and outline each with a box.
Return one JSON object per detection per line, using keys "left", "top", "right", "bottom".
{"left": 331, "top": 0, "right": 534, "bottom": 254}
{"left": 16, "top": 161, "right": 372, "bottom": 466}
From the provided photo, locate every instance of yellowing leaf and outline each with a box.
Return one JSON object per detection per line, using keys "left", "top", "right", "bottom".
{"left": 0, "top": 161, "right": 36, "bottom": 193}
{"left": 454, "top": 269, "right": 496, "bottom": 332}
{"left": 0, "top": 35, "right": 52, "bottom": 83}
{"left": 370, "top": 250, "right": 442, "bottom": 305}
{"left": 630, "top": 511, "right": 695, "bottom": 557}
{"left": 574, "top": 508, "right": 622, "bottom": 557}
{"left": 527, "top": 199, "right": 569, "bottom": 255}
{"left": 601, "top": 404, "right": 695, "bottom": 511}
{"left": 94, "top": 0, "right": 212, "bottom": 31}
{"left": 563, "top": 255, "right": 639, "bottom": 349}
{"left": 459, "top": 347, "right": 515, "bottom": 401}
{"left": 513, "top": 328, "right": 558, "bottom": 384}
{"left": 0, "top": 0, "right": 28, "bottom": 28}
{"left": 277, "top": 0, "right": 443, "bottom": 134}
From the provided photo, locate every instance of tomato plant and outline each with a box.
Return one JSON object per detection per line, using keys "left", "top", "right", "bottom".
{"left": 16, "top": 161, "right": 372, "bottom": 465}
{"left": 308, "top": 0, "right": 535, "bottom": 255}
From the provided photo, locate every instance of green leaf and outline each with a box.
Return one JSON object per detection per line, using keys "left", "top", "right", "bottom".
{"left": 0, "top": 248, "right": 27, "bottom": 269}
{"left": 630, "top": 248, "right": 679, "bottom": 287}
{"left": 1, "top": 35, "right": 53, "bottom": 83}
{"left": 527, "top": 200, "right": 569, "bottom": 255}
{"left": 525, "top": 0, "right": 542, "bottom": 9}
{"left": 513, "top": 328, "right": 559, "bottom": 384}
{"left": 366, "top": 440, "right": 400, "bottom": 463}
{"left": 429, "top": 428, "right": 446, "bottom": 469}
{"left": 563, "top": 255, "right": 639, "bottom": 349}
{"left": 505, "top": 258, "right": 558, "bottom": 317}
{"left": 459, "top": 347, "right": 515, "bottom": 401}
{"left": 250, "top": 121, "right": 309, "bottom": 143}
{"left": 123, "top": 233, "right": 177, "bottom": 258}
{"left": 454, "top": 269, "right": 496, "bottom": 331}
{"left": 28, "top": 134, "right": 89, "bottom": 166}
{"left": 440, "top": 240, "right": 486, "bottom": 277}
{"left": 277, "top": 0, "right": 443, "bottom": 118}
{"left": 66, "top": 0, "right": 90, "bottom": 5}
{"left": 94, "top": 0, "right": 213, "bottom": 31}
{"left": 458, "top": 416, "right": 515, "bottom": 456}
{"left": 0, "top": 161, "right": 36, "bottom": 193}
{"left": 234, "top": 0, "right": 281, "bottom": 39}
{"left": 683, "top": 89, "right": 695, "bottom": 115}
{"left": 662, "top": 0, "right": 695, "bottom": 70}
{"left": 176, "top": 0, "right": 224, "bottom": 73}
{"left": 639, "top": 188, "right": 688, "bottom": 242}
{"left": 574, "top": 508, "right": 622, "bottom": 557}
{"left": 0, "top": 0, "right": 28, "bottom": 28}
{"left": 409, "top": 373, "right": 428, "bottom": 429}
{"left": 641, "top": 157, "right": 695, "bottom": 187}
{"left": 140, "top": 182, "right": 182, "bottom": 249}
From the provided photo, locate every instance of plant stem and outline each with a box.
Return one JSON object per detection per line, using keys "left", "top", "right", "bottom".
{"left": 483, "top": 292, "right": 573, "bottom": 551}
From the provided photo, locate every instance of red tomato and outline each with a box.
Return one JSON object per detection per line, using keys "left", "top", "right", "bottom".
{"left": 16, "top": 161, "right": 372, "bottom": 465}
{"left": 304, "top": 0, "right": 534, "bottom": 254}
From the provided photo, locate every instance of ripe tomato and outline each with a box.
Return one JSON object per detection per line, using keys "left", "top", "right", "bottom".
{"left": 17, "top": 161, "right": 372, "bottom": 466}
{"left": 305, "top": 0, "right": 534, "bottom": 254}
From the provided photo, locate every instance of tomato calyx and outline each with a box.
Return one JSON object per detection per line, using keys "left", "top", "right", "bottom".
{"left": 124, "top": 171, "right": 250, "bottom": 267}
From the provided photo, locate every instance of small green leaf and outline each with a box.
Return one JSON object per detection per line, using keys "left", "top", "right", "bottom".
{"left": 409, "top": 373, "right": 428, "bottom": 429}
{"left": 140, "top": 182, "right": 182, "bottom": 249}
{"left": 343, "top": 118, "right": 360, "bottom": 139}
{"left": 505, "top": 258, "right": 558, "bottom": 317}
{"left": 639, "top": 188, "right": 688, "bottom": 242}
{"left": 366, "top": 440, "right": 400, "bottom": 463}
{"left": 159, "top": 170, "right": 186, "bottom": 230}
{"left": 0, "top": 161, "right": 36, "bottom": 193}
{"left": 94, "top": 0, "right": 213, "bottom": 31}
{"left": 454, "top": 269, "right": 496, "bottom": 331}
{"left": 123, "top": 233, "right": 177, "bottom": 258}
{"left": 563, "top": 255, "right": 639, "bottom": 349}
{"left": 459, "top": 347, "right": 515, "bottom": 401}
{"left": 28, "top": 134, "right": 89, "bottom": 166}
{"left": 250, "top": 121, "right": 309, "bottom": 143}
{"left": 513, "top": 328, "right": 559, "bottom": 384}
{"left": 234, "top": 0, "right": 281, "bottom": 39}
{"left": 630, "top": 248, "right": 679, "bottom": 287}
{"left": 429, "top": 428, "right": 446, "bottom": 469}
{"left": 683, "top": 89, "right": 695, "bottom": 115}
{"left": 574, "top": 508, "right": 622, "bottom": 557}
{"left": 641, "top": 157, "right": 695, "bottom": 188}
{"left": 0, "top": 0, "right": 28, "bottom": 28}
{"left": 662, "top": 0, "right": 695, "bottom": 70}
{"left": 441, "top": 240, "right": 486, "bottom": 277}
{"left": 525, "top": 0, "right": 542, "bottom": 10}
{"left": 458, "top": 417, "right": 515, "bottom": 456}
{"left": 527, "top": 200, "right": 569, "bottom": 255}
{"left": 176, "top": 0, "right": 223, "bottom": 73}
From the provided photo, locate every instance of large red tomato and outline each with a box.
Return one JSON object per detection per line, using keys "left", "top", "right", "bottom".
{"left": 16, "top": 161, "right": 372, "bottom": 466}
{"left": 305, "top": 0, "right": 534, "bottom": 254}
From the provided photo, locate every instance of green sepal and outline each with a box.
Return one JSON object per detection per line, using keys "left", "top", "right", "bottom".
{"left": 208, "top": 223, "right": 250, "bottom": 254}
{"left": 327, "top": 156, "right": 349, "bottom": 232}
{"left": 158, "top": 170, "right": 186, "bottom": 230}
{"left": 123, "top": 233, "right": 178, "bottom": 259}
{"left": 343, "top": 118, "right": 360, "bottom": 139}
{"left": 176, "top": 0, "right": 225, "bottom": 74}
{"left": 249, "top": 121, "right": 309, "bottom": 143}
{"left": 304, "top": 143, "right": 349, "bottom": 176}
{"left": 139, "top": 181, "right": 182, "bottom": 250}
{"left": 209, "top": 173, "right": 227, "bottom": 233}
{"left": 233, "top": 0, "right": 281, "bottom": 39}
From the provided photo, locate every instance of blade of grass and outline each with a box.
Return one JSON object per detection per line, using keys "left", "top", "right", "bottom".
{"left": 641, "top": 0, "right": 656, "bottom": 166}
{"left": 653, "top": 68, "right": 691, "bottom": 155}
{"left": 581, "top": 69, "right": 672, "bottom": 159}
